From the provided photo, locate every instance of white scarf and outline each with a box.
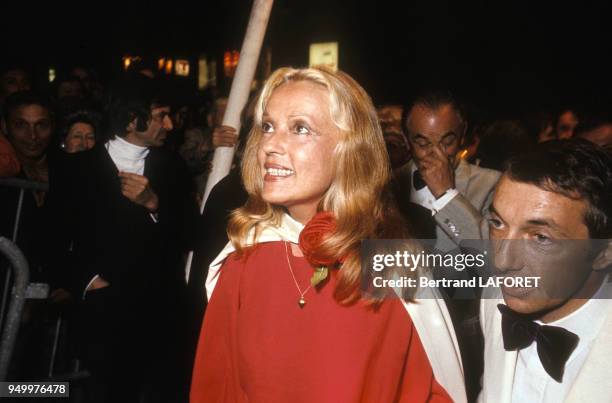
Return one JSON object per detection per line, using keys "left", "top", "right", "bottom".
{"left": 105, "top": 136, "right": 149, "bottom": 175}
{"left": 205, "top": 212, "right": 467, "bottom": 403}
{"left": 206, "top": 213, "right": 304, "bottom": 299}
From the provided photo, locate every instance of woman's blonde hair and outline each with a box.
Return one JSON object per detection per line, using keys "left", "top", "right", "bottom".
{"left": 228, "top": 66, "right": 408, "bottom": 304}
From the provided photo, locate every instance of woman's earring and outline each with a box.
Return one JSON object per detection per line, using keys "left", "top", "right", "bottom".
{"left": 60, "top": 142, "right": 66, "bottom": 149}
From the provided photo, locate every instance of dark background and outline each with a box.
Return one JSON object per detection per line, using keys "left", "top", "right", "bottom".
{"left": 3, "top": 0, "right": 611, "bottom": 115}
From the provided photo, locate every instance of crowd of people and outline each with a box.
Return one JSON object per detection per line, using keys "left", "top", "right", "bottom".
{"left": 0, "top": 61, "right": 610, "bottom": 403}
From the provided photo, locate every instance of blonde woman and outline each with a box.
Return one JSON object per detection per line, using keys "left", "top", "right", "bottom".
{"left": 191, "top": 67, "right": 453, "bottom": 403}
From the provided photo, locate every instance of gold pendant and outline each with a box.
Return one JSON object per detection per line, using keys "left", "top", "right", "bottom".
{"left": 298, "top": 297, "right": 306, "bottom": 308}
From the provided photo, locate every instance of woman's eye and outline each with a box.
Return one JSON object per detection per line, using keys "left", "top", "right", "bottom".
{"left": 295, "top": 125, "right": 310, "bottom": 135}
{"left": 262, "top": 122, "right": 273, "bottom": 133}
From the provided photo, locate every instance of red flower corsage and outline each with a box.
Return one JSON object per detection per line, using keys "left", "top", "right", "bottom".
{"left": 298, "top": 211, "right": 341, "bottom": 286}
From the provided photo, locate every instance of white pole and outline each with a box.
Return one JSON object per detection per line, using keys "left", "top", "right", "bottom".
{"left": 185, "top": 0, "right": 274, "bottom": 281}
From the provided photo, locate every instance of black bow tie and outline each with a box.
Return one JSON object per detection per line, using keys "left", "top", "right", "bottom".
{"left": 497, "top": 304, "right": 579, "bottom": 383}
{"left": 413, "top": 170, "right": 426, "bottom": 190}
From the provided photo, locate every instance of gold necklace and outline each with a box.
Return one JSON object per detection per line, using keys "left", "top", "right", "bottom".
{"left": 284, "top": 241, "right": 312, "bottom": 308}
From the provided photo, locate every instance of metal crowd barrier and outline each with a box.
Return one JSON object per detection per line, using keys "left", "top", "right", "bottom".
{"left": 0, "top": 177, "right": 50, "bottom": 331}
{"left": 0, "top": 178, "right": 55, "bottom": 381}
{"left": 0, "top": 237, "right": 29, "bottom": 381}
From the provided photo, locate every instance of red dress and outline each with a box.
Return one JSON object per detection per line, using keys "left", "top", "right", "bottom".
{"left": 191, "top": 242, "right": 451, "bottom": 403}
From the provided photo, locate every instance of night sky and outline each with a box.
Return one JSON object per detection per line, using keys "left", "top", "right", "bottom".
{"left": 3, "top": 0, "right": 611, "bottom": 115}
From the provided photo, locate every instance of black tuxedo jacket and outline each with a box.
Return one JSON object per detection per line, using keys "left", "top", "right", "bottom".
{"left": 48, "top": 144, "right": 198, "bottom": 302}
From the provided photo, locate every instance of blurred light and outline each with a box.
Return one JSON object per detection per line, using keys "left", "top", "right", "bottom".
{"left": 198, "top": 55, "right": 209, "bottom": 90}
{"left": 223, "top": 51, "right": 231, "bottom": 77}
{"left": 175, "top": 59, "right": 190, "bottom": 76}
{"left": 123, "top": 56, "right": 132, "bottom": 71}
{"left": 158, "top": 58, "right": 166, "bottom": 71}
{"left": 48, "top": 68, "right": 56, "bottom": 83}
{"left": 165, "top": 59, "right": 173, "bottom": 75}
{"left": 223, "top": 50, "right": 240, "bottom": 77}
{"left": 309, "top": 42, "right": 339, "bottom": 71}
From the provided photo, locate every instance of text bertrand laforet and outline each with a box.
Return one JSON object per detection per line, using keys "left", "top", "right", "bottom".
{"left": 369, "top": 251, "right": 540, "bottom": 289}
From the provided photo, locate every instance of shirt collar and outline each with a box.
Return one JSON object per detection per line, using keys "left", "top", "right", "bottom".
{"left": 106, "top": 135, "right": 149, "bottom": 161}
{"left": 538, "top": 276, "right": 611, "bottom": 344}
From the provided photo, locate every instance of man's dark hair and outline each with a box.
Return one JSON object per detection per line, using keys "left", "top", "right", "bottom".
{"left": 107, "top": 74, "right": 170, "bottom": 137}
{"left": 3, "top": 90, "right": 54, "bottom": 124}
{"left": 506, "top": 139, "right": 612, "bottom": 238}
{"left": 401, "top": 90, "right": 466, "bottom": 133}
{"left": 476, "top": 120, "right": 535, "bottom": 171}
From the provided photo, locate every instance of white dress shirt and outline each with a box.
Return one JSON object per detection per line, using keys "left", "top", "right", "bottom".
{"left": 511, "top": 279, "right": 610, "bottom": 403}
{"left": 409, "top": 163, "right": 459, "bottom": 214}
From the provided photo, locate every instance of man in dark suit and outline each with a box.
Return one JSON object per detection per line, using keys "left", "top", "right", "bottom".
{"left": 48, "top": 77, "right": 198, "bottom": 403}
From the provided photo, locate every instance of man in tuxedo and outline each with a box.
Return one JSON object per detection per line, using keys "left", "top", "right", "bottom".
{"left": 48, "top": 77, "right": 198, "bottom": 402}
{"left": 479, "top": 139, "right": 612, "bottom": 402}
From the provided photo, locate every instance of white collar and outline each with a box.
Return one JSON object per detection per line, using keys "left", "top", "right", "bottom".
{"left": 205, "top": 213, "right": 304, "bottom": 300}
{"left": 538, "top": 276, "right": 611, "bottom": 345}
{"left": 106, "top": 136, "right": 149, "bottom": 161}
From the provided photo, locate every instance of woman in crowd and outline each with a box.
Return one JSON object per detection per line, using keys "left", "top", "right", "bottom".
{"left": 190, "top": 66, "right": 453, "bottom": 403}
{"left": 59, "top": 109, "right": 99, "bottom": 153}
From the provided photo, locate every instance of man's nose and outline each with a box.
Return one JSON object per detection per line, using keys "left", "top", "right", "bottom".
{"left": 27, "top": 125, "right": 39, "bottom": 140}
{"left": 163, "top": 116, "right": 173, "bottom": 131}
{"left": 76, "top": 138, "right": 86, "bottom": 151}
{"left": 493, "top": 239, "right": 524, "bottom": 273}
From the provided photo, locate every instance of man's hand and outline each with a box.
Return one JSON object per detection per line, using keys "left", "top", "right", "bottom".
{"left": 86, "top": 276, "right": 110, "bottom": 292}
{"left": 418, "top": 145, "right": 455, "bottom": 198}
{"left": 119, "top": 172, "right": 159, "bottom": 212}
{"left": 212, "top": 125, "right": 238, "bottom": 148}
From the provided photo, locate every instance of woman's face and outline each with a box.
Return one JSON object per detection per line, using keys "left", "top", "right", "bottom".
{"left": 65, "top": 122, "right": 95, "bottom": 153}
{"left": 257, "top": 80, "right": 341, "bottom": 224}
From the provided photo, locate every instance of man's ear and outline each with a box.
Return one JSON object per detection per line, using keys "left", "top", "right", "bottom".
{"left": 593, "top": 239, "right": 612, "bottom": 271}
{"left": 1, "top": 118, "right": 8, "bottom": 135}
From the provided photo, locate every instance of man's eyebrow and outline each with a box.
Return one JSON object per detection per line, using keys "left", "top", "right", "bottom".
{"left": 441, "top": 131, "right": 457, "bottom": 139}
{"left": 489, "top": 204, "right": 502, "bottom": 220}
{"left": 525, "top": 218, "right": 562, "bottom": 230}
{"left": 491, "top": 204, "right": 560, "bottom": 227}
